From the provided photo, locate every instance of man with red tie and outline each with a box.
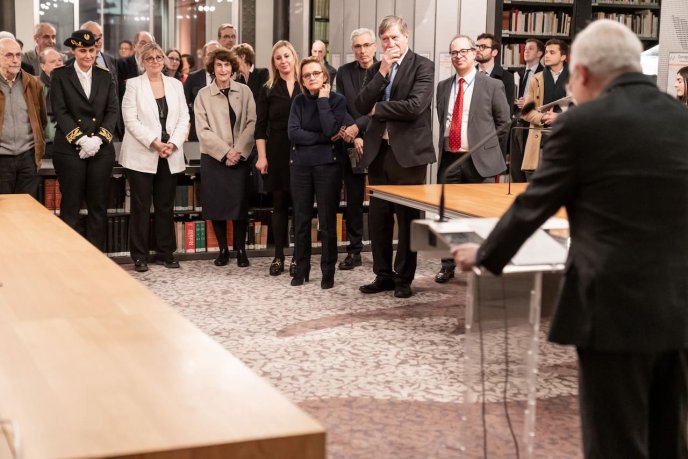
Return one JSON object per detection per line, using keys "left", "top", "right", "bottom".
{"left": 434, "top": 34, "right": 511, "bottom": 284}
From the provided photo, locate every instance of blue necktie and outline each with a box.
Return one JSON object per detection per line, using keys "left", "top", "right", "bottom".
{"left": 96, "top": 52, "right": 106, "bottom": 69}
{"left": 384, "top": 63, "right": 398, "bottom": 101}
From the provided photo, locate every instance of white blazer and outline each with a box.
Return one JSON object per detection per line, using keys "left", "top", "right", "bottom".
{"left": 120, "top": 74, "right": 190, "bottom": 174}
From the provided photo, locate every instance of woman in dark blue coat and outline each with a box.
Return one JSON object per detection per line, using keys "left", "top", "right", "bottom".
{"left": 287, "top": 56, "right": 347, "bottom": 289}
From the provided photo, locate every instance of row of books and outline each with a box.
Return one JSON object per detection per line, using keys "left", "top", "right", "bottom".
{"left": 104, "top": 213, "right": 380, "bottom": 257}
{"left": 592, "top": 0, "right": 658, "bottom": 5}
{"left": 592, "top": 11, "right": 659, "bottom": 38}
{"left": 41, "top": 176, "right": 372, "bottom": 216}
{"left": 501, "top": 43, "right": 530, "bottom": 68}
{"left": 502, "top": 10, "right": 572, "bottom": 37}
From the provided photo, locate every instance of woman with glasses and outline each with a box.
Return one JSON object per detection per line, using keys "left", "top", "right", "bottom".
{"left": 165, "top": 49, "right": 183, "bottom": 80}
{"left": 287, "top": 57, "right": 346, "bottom": 289}
{"left": 119, "top": 43, "right": 190, "bottom": 272}
{"left": 255, "top": 40, "right": 302, "bottom": 276}
{"left": 51, "top": 29, "right": 118, "bottom": 252}
{"left": 194, "top": 47, "right": 256, "bottom": 269}
{"left": 675, "top": 66, "right": 688, "bottom": 106}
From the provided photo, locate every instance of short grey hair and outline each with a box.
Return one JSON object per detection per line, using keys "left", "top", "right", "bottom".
{"left": 350, "top": 28, "right": 375, "bottom": 44}
{"left": 39, "top": 47, "right": 62, "bottom": 64}
{"left": 449, "top": 34, "right": 475, "bottom": 52}
{"left": 0, "top": 31, "right": 15, "bottom": 40}
{"left": 378, "top": 15, "right": 408, "bottom": 37}
{"left": 570, "top": 19, "right": 642, "bottom": 78}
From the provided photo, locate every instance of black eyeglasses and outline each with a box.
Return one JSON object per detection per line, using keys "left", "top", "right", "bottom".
{"left": 302, "top": 70, "right": 323, "bottom": 80}
{"left": 144, "top": 55, "right": 164, "bottom": 63}
{"left": 450, "top": 49, "right": 474, "bottom": 58}
{"left": 475, "top": 44, "right": 494, "bottom": 51}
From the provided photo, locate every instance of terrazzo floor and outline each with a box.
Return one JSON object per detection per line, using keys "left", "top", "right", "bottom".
{"left": 133, "top": 252, "right": 582, "bottom": 459}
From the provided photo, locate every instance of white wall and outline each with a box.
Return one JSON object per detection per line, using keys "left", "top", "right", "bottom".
{"left": 658, "top": 0, "right": 688, "bottom": 92}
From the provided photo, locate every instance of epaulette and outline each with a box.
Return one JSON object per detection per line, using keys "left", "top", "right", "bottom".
{"left": 95, "top": 64, "right": 110, "bottom": 72}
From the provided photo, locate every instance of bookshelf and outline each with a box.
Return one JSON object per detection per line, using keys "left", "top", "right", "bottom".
{"left": 591, "top": 0, "right": 660, "bottom": 45}
{"left": 38, "top": 158, "right": 372, "bottom": 264}
{"left": 495, "top": 0, "right": 661, "bottom": 69}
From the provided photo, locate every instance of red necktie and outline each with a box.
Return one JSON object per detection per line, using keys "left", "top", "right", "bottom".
{"left": 448, "top": 78, "right": 465, "bottom": 152}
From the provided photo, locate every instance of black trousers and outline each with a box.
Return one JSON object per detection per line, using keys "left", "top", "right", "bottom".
{"left": 341, "top": 154, "right": 366, "bottom": 255}
{"left": 290, "top": 162, "right": 342, "bottom": 277}
{"left": 509, "top": 122, "right": 529, "bottom": 183}
{"left": 438, "top": 151, "right": 485, "bottom": 270}
{"left": 577, "top": 348, "right": 688, "bottom": 459}
{"left": 125, "top": 158, "right": 178, "bottom": 262}
{"left": 0, "top": 149, "right": 39, "bottom": 198}
{"left": 53, "top": 149, "right": 115, "bottom": 251}
{"left": 367, "top": 144, "right": 427, "bottom": 284}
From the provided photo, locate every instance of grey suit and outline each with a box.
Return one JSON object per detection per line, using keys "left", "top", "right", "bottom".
{"left": 435, "top": 71, "right": 510, "bottom": 180}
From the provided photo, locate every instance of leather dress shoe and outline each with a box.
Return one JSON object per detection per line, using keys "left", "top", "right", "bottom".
{"left": 321, "top": 273, "right": 334, "bottom": 289}
{"left": 394, "top": 283, "right": 413, "bottom": 298}
{"left": 435, "top": 266, "right": 455, "bottom": 284}
{"left": 156, "top": 258, "right": 180, "bottom": 269}
{"left": 359, "top": 277, "right": 395, "bottom": 294}
{"left": 338, "top": 253, "right": 362, "bottom": 270}
{"left": 214, "top": 248, "right": 230, "bottom": 266}
{"left": 289, "top": 258, "right": 297, "bottom": 277}
{"left": 236, "top": 249, "right": 249, "bottom": 267}
{"left": 134, "top": 260, "right": 149, "bottom": 272}
{"left": 269, "top": 257, "right": 285, "bottom": 276}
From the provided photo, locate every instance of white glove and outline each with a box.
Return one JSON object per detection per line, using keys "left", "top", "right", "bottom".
{"left": 77, "top": 136, "right": 102, "bottom": 158}
{"left": 76, "top": 136, "right": 92, "bottom": 159}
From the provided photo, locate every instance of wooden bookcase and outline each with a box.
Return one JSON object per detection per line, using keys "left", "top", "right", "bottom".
{"left": 495, "top": 0, "right": 661, "bottom": 69}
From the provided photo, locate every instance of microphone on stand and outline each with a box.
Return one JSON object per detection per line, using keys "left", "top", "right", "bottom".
{"left": 437, "top": 102, "right": 536, "bottom": 222}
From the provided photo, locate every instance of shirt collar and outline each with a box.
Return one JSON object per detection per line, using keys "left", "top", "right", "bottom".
{"left": 526, "top": 63, "right": 539, "bottom": 74}
{"left": 74, "top": 63, "right": 93, "bottom": 79}
{"left": 457, "top": 66, "right": 477, "bottom": 83}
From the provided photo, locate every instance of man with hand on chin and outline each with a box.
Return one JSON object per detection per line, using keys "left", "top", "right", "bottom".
{"left": 355, "top": 15, "right": 435, "bottom": 299}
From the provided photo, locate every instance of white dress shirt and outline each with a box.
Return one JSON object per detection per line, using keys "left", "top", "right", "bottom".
{"left": 444, "top": 67, "right": 477, "bottom": 152}
{"left": 74, "top": 64, "right": 93, "bottom": 99}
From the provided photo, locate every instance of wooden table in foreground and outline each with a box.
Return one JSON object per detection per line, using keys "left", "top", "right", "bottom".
{"left": 367, "top": 183, "right": 567, "bottom": 220}
{"left": 0, "top": 195, "right": 324, "bottom": 459}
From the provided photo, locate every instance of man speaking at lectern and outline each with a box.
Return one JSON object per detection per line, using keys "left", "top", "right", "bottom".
{"left": 452, "top": 20, "right": 688, "bottom": 458}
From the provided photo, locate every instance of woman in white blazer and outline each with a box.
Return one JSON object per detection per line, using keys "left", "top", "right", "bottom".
{"left": 194, "top": 47, "right": 256, "bottom": 268}
{"left": 120, "top": 42, "right": 190, "bottom": 272}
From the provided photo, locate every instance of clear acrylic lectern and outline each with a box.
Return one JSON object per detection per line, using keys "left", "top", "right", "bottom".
{"left": 411, "top": 218, "right": 568, "bottom": 458}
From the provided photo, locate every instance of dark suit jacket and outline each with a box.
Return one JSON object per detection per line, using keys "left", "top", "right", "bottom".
{"left": 480, "top": 63, "right": 515, "bottom": 116}
{"left": 116, "top": 55, "right": 140, "bottom": 100}
{"left": 435, "top": 71, "right": 511, "bottom": 178}
{"left": 325, "top": 61, "right": 337, "bottom": 85}
{"left": 516, "top": 63, "right": 544, "bottom": 99}
{"left": 236, "top": 67, "right": 269, "bottom": 101}
{"left": 50, "top": 63, "right": 119, "bottom": 155}
{"left": 335, "top": 60, "right": 375, "bottom": 135}
{"left": 184, "top": 69, "right": 209, "bottom": 141}
{"left": 355, "top": 50, "right": 436, "bottom": 169}
{"left": 477, "top": 73, "right": 688, "bottom": 352}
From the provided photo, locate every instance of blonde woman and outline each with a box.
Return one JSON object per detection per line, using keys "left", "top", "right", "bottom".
{"left": 120, "top": 42, "right": 190, "bottom": 272}
{"left": 255, "top": 40, "right": 301, "bottom": 276}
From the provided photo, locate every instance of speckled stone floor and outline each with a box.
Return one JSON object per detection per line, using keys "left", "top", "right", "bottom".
{"left": 134, "top": 252, "right": 582, "bottom": 458}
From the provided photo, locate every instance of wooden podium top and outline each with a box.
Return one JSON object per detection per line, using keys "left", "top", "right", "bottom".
{"left": 0, "top": 195, "right": 324, "bottom": 459}
{"left": 367, "top": 183, "right": 567, "bottom": 220}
